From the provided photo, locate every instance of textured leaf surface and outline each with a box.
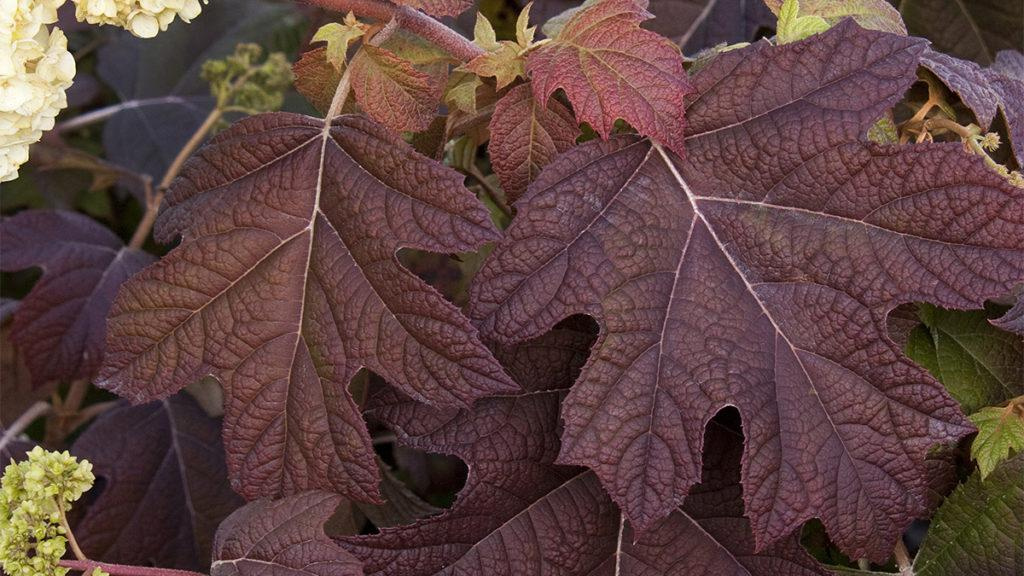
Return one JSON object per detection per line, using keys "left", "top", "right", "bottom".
{"left": 913, "top": 454, "right": 1024, "bottom": 576}
{"left": 996, "top": 295, "right": 1024, "bottom": 334}
{"left": 98, "top": 112, "right": 517, "bottom": 501}
{"left": 470, "top": 22, "right": 1024, "bottom": 560}
{"left": 350, "top": 45, "right": 446, "bottom": 133}
{"left": 392, "top": 0, "right": 473, "bottom": 18}
{"left": 969, "top": 398, "right": 1024, "bottom": 479}
{"left": 72, "top": 394, "right": 243, "bottom": 571}
{"left": 0, "top": 211, "right": 154, "bottom": 385}
{"left": 211, "top": 491, "right": 362, "bottom": 576}
{"left": 905, "top": 305, "right": 1023, "bottom": 414}
{"left": 764, "top": 0, "right": 906, "bottom": 35}
{"left": 526, "top": 0, "right": 692, "bottom": 156}
{"left": 899, "top": 0, "right": 1023, "bottom": 66}
{"left": 343, "top": 340, "right": 825, "bottom": 575}
{"left": 488, "top": 84, "right": 580, "bottom": 204}
{"left": 293, "top": 47, "right": 346, "bottom": 116}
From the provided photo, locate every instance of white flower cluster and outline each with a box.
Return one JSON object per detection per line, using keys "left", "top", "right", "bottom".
{"left": 71, "top": 0, "right": 206, "bottom": 38}
{"left": 0, "top": 0, "right": 76, "bottom": 182}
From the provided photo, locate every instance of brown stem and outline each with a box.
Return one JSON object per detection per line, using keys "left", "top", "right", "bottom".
{"left": 923, "top": 117, "right": 975, "bottom": 140}
{"left": 467, "top": 164, "right": 511, "bottom": 218}
{"left": 0, "top": 401, "right": 51, "bottom": 453}
{"left": 893, "top": 540, "right": 914, "bottom": 576}
{"left": 305, "top": 0, "right": 484, "bottom": 61}
{"left": 66, "top": 401, "right": 119, "bottom": 432}
{"left": 128, "top": 107, "right": 223, "bottom": 250}
{"left": 60, "top": 560, "right": 206, "bottom": 576}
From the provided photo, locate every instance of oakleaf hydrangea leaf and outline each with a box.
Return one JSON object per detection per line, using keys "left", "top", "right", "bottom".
{"left": 905, "top": 305, "right": 1023, "bottom": 414}
{"left": 293, "top": 47, "right": 348, "bottom": 116}
{"left": 913, "top": 453, "right": 1024, "bottom": 576}
{"left": 488, "top": 83, "right": 580, "bottom": 203}
{"left": 900, "top": 0, "right": 1023, "bottom": 66}
{"left": 72, "top": 394, "right": 243, "bottom": 571}
{"left": 764, "top": 0, "right": 906, "bottom": 35}
{"left": 311, "top": 15, "right": 369, "bottom": 70}
{"left": 342, "top": 335, "right": 826, "bottom": 575}
{"left": 465, "top": 11, "right": 532, "bottom": 90}
{"left": 98, "top": 112, "right": 518, "bottom": 502}
{"left": 775, "top": 0, "right": 830, "bottom": 44}
{"left": 470, "top": 21, "right": 1024, "bottom": 561}
{"left": 526, "top": 0, "right": 692, "bottom": 157}
{"left": 350, "top": 45, "right": 446, "bottom": 133}
{"left": 211, "top": 491, "right": 362, "bottom": 576}
{"left": 968, "top": 397, "right": 1024, "bottom": 479}
{"left": 0, "top": 210, "right": 154, "bottom": 386}
{"left": 995, "top": 295, "right": 1024, "bottom": 334}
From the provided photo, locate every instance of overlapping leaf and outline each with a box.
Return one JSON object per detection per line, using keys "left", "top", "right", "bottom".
{"left": 969, "top": 397, "right": 1024, "bottom": 479}
{"left": 211, "top": 491, "right": 362, "bottom": 576}
{"left": 913, "top": 453, "right": 1024, "bottom": 576}
{"left": 342, "top": 332, "right": 825, "bottom": 575}
{"left": 763, "top": 0, "right": 906, "bottom": 35}
{"left": 470, "top": 21, "right": 1024, "bottom": 561}
{"left": 350, "top": 44, "right": 447, "bottom": 133}
{"left": 393, "top": 0, "right": 474, "bottom": 18}
{"left": 920, "top": 48, "right": 1024, "bottom": 166}
{"left": 526, "top": 0, "right": 692, "bottom": 156}
{"left": 488, "top": 84, "right": 580, "bottom": 203}
{"left": 0, "top": 210, "right": 154, "bottom": 385}
{"left": 72, "top": 394, "right": 243, "bottom": 571}
{"left": 98, "top": 112, "right": 517, "bottom": 502}
{"left": 905, "top": 304, "right": 1023, "bottom": 414}
{"left": 899, "top": 0, "right": 1023, "bottom": 66}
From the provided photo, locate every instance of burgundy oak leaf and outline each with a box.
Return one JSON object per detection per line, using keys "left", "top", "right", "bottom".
{"left": 0, "top": 210, "right": 154, "bottom": 386}
{"left": 350, "top": 45, "right": 446, "bottom": 133}
{"left": 72, "top": 394, "right": 243, "bottom": 571}
{"left": 470, "top": 22, "right": 1024, "bottom": 561}
{"left": 293, "top": 47, "right": 346, "bottom": 116}
{"left": 995, "top": 295, "right": 1024, "bottom": 334}
{"left": 526, "top": 0, "right": 692, "bottom": 157}
{"left": 343, "top": 352, "right": 825, "bottom": 575}
{"left": 489, "top": 83, "right": 581, "bottom": 204}
{"left": 900, "top": 0, "right": 1023, "bottom": 66}
{"left": 98, "top": 112, "right": 517, "bottom": 502}
{"left": 211, "top": 491, "right": 362, "bottom": 576}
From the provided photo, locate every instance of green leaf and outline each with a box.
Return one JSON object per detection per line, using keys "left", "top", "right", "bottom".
{"left": 765, "top": 0, "right": 907, "bottom": 35}
{"left": 906, "top": 305, "right": 1024, "bottom": 414}
{"left": 311, "top": 16, "right": 367, "bottom": 70}
{"left": 969, "top": 398, "right": 1024, "bottom": 479}
{"left": 914, "top": 454, "right": 1024, "bottom": 576}
{"left": 776, "top": 0, "right": 830, "bottom": 44}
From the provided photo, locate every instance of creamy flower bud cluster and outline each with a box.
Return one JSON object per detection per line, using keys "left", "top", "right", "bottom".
{"left": 0, "top": 447, "right": 96, "bottom": 576}
{"left": 0, "top": 0, "right": 76, "bottom": 182}
{"left": 71, "top": 0, "right": 207, "bottom": 39}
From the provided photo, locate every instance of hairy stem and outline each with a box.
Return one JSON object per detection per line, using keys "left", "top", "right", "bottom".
{"left": 127, "top": 107, "right": 223, "bottom": 250}
{"left": 305, "top": 0, "right": 484, "bottom": 61}
{"left": 0, "top": 401, "right": 51, "bottom": 453}
{"left": 60, "top": 560, "right": 207, "bottom": 576}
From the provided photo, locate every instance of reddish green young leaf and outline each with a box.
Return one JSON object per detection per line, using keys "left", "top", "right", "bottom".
{"left": 470, "top": 22, "right": 1024, "bottom": 561}
{"left": 294, "top": 47, "right": 346, "bottom": 116}
{"left": 342, "top": 348, "right": 825, "bottom": 575}
{"left": 211, "top": 491, "right": 362, "bottom": 576}
{"left": 762, "top": 0, "right": 907, "bottom": 35}
{"left": 72, "top": 394, "right": 243, "bottom": 571}
{"left": 350, "top": 44, "right": 446, "bottom": 133}
{"left": 0, "top": 211, "right": 154, "bottom": 386}
{"left": 98, "top": 112, "right": 517, "bottom": 502}
{"left": 526, "top": 0, "right": 692, "bottom": 156}
{"left": 488, "top": 83, "right": 580, "bottom": 204}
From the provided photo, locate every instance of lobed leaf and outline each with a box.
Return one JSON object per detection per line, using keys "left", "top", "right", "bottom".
{"left": 211, "top": 491, "right": 362, "bottom": 576}
{"left": 0, "top": 210, "right": 154, "bottom": 386}
{"left": 899, "top": 0, "right": 1023, "bottom": 66}
{"left": 72, "top": 394, "right": 243, "bottom": 571}
{"left": 350, "top": 45, "right": 447, "bottom": 133}
{"left": 969, "top": 398, "right": 1024, "bottom": 479}
{"left": 526, "top": 0, "right": 692, "bottom": 157}
{"left": 488, "top": 84, "right": 580, "bottom": 204}
{"left": 763, "top": 0, "right": 907, "bottom": 35}
{"left": 470, "top": 21, "right": 1024, "bottom": 561}
{"left": 98, "top": 112, "right": 518, "bottom": 502}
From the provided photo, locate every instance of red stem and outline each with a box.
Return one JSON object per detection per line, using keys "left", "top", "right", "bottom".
{"left": 304, "top": 0, "right": 484, "bottom": 61}
{"left": 60, "top": 560, "right": 206, "bottom": 576}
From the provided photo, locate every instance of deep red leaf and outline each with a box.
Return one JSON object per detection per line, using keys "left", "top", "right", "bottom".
{"left": 98, "top": 112, "right": 517, "bottom": 502}
{"left": 488, "top": 83, "right": 580, "bottom": 204}
{"left": 470, "top": 22, "right": 1024, "bottom": 561}
{"left": 0, "top": 210, "right": 153, "bottom": 385}
{"left": 72, "top": 394, "right": 243, "bottom": 571}
{"left": 526, "top": 0, "right": 692, "bottom": 157}
{"left": 211, "top": 491, "right": 362, "bottom": 576}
